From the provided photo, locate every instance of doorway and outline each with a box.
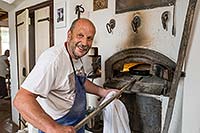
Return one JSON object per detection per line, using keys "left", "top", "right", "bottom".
{"left": 15, "top": 0, "right": 54, "bottom": 130}
{"left": 0, "top": 10, "right": 18, "bottom": 132}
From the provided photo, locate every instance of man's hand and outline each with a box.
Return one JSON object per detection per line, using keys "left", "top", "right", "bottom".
{"left": 101, "top": 88, "right": 119, "bottom": 98}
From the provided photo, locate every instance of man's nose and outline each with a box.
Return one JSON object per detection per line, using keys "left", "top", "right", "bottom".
{"left": 81, "top": 38, "right": 88, "bottom": 46}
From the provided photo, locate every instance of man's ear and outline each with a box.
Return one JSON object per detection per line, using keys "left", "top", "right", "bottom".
{"left": 67, "top": 30, "right": 72, "bottom": 41}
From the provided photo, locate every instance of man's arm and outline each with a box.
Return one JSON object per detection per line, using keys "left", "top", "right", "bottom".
{"left": 84, "top": 79, "right": 117, "bottom": 97}
{"left": 13, "top": 88, "right": 75, "bottom": 133}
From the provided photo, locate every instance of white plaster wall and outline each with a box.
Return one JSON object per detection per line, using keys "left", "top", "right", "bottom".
{"left": 182, "top": 0, "right": 200, "bottom": 132}
{"left": 0, "top": 1, "right": 14, "bottom": 11}
{"left": 168, "top": 79, "right": 184, "bottom": 133}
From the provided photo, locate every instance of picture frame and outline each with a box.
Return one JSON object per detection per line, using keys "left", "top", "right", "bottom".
{"left": 93, "top": 0, "right": 108, "bottom": 11}
{"left": 55, "top": 1, "right": 66, "bottom": 28}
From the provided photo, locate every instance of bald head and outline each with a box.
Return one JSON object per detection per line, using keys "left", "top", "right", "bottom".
{"left": 69, "top": 18, "right": 96, "bottom": 34}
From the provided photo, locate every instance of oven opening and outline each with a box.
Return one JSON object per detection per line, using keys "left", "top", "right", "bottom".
{"left": 114, "top": 62, "right": 151, "bottom": 77}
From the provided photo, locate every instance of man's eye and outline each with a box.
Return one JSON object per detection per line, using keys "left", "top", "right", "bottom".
{"left": 78, "top": 34, "right": 84, "bottom": 38}
{"left": 87, "top": 37, "right": 93, "bottom": 41}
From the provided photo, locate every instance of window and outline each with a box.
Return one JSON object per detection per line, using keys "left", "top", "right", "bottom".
{"left": 0, "top": 27, "right": 9, "bottom": 54}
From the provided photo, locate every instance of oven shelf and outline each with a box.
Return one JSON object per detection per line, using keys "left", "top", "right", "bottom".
{"left": 104, "top": 75, "right": 168, "bottom": 95}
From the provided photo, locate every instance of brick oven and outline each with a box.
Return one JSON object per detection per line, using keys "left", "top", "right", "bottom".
{"left": 103, "top": 47, "right": 176, "bottom": 133}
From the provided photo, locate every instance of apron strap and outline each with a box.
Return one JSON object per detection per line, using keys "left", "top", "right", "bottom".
{"left": 65, "top": 42, "right": 76, "bottom": 76}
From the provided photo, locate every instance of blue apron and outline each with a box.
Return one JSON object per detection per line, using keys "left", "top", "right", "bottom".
{"left": 38, "top": 75, "right": 87, "bottom": 133}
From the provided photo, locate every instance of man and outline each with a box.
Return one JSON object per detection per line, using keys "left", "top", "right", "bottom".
{"left": 14, "top": 18, "right": 116, "bottom": 133}
{"left": 0, "top": 49, "right": 10, "bottom": 99}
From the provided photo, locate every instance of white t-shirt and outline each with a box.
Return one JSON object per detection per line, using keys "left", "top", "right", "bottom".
{"left": 0, "top": 55, "right": 9, "bottom": 78}
{"left": 21, "top": 44, "right": 85, "bottom": 119}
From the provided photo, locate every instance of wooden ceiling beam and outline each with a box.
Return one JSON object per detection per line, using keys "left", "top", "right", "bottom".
{"left": 0, "top": 13, "right": 8, "bottom": 21}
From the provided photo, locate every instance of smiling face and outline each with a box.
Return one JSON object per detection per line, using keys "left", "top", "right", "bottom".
{"left": 67, "top": 18, "right": 96, "bottom": 59}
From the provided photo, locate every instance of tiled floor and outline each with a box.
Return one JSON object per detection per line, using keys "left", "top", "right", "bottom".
{"left": 0, "top": 98, "right": 18, "bottom": 133}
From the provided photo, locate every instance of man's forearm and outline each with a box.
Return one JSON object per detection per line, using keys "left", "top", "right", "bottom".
{"left": 13, "top": 88, "right": 59, "bottom": 132}
{"left": 84, "top": 79, "right": 108, "bottom": 97}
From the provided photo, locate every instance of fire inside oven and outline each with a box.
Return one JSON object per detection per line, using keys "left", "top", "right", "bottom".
{"left": 103, "top": 48, "right": 176, "bottom": 133}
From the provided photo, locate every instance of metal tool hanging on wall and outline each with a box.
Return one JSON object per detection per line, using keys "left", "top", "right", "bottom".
{"left": 131, "top": 15, "right": 141, "bottom": 33}
{"left": 161, "top": 11, "right": 169, "bottom": 31}
{"left": 75, "top": 4, "right": 85, "bottom": 19}
{"left": 106, "top": 19, "right": 116, "bottom": 34}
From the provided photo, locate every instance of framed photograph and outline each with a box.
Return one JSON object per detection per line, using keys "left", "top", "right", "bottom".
{"left": 93, "top": 0, "right": 108, "bottom": 11}
{"left": 55, "top": 1, "right": 66, "bottom": 28}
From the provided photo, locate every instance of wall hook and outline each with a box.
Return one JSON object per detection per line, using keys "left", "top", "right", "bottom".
{"left": 131, "top": 15, "right": 141, "bottom": 33}
{"left": 161, "top": 11, "right": 169, "bottom": 31}
{"left": 75, "top": 4, "right": 85, "bottom": 19}
{"left": 106, "top": 19, "right": 116, "bottom": 34}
